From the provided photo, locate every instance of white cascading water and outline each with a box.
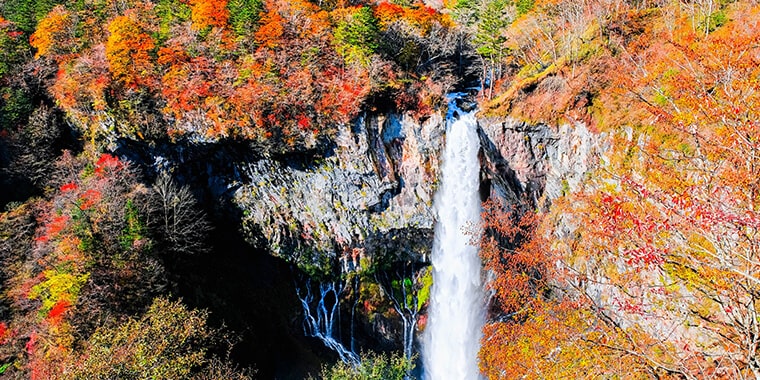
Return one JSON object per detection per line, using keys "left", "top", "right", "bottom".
{"left": 423, "top": 110, "right": 485, "bottom": 380}
{"left": 296, "top": 280, "right": 360, "bottom": 366}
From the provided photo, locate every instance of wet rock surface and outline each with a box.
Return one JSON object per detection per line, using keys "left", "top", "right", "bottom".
{"left": 112, "top": 108, "right": 602, "bottom": 371}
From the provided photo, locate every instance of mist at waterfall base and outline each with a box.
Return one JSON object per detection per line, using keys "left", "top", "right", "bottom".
{"left": 423, "top": 111, "right": 485, "bottom": 380}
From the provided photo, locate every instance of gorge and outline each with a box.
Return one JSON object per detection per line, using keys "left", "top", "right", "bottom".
{"left": 107, "top": 100, "right": 594, "bottom": 377}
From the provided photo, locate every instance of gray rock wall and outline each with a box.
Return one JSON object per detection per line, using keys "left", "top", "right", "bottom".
{"left": 478, "top": 117, "right": 599, "bottom": 206}
{"left": 228, "top": 110, "right": 602, "bottom": 353}
{"left": 234, "top": 112, "right": 444, "bottom": 274}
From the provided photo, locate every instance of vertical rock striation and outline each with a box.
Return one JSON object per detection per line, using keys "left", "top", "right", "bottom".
{"left": 234, "top": 112, "right": 445, "bottom": 273}
{"left": 477, "top": 117, "right": 599, "bottom": 205}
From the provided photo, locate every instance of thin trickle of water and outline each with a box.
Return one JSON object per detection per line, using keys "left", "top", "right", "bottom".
{"left": 296, "top": 280, "right": 360, "bottom": 365}
{"left": 423, "top": 111, "right": 485, "bottom": 380}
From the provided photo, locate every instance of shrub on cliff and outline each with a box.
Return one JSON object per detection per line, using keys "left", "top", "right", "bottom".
{"left": 63, "top": 297, "right": 251, "bottom": 380}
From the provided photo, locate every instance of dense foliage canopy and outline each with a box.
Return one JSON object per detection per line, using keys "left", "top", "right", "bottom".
{"left": 4, "top": 0, "right": 464, "bottom": 152}
{"left": 472, "top": 0, "right": 760, "bottom": 377}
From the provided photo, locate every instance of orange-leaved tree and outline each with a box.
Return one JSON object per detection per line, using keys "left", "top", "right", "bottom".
{"left": 29, "top": 5, "right": 73, "bottom": 60}
{"left": 478, "top": 199, "right": 656, "bottom": 378}
{"left": 189, "top": 0, "right": 229, "bottom": 30}
{"left": 105, "top": 9, "right": 157, "bottom": 88}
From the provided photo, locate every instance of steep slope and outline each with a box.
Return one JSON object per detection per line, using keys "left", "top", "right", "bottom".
{"left": 468, "top": 0, "right": 760, "bottom": 377}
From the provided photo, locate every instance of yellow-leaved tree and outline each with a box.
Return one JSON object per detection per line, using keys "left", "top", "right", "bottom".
{"left": 105, "top": 9, "right": 156, "bottom": 87}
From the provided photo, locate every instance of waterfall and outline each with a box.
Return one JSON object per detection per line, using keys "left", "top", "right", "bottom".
{"left": 423, "top": 109, "right": 485, "bottom": 380}
{"left": 296, "top": 279, "right": 360, "bottom": 365}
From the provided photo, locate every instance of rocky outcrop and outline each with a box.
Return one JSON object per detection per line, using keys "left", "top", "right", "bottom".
{"left": 234, "top": 112, "right": 444, "bottom": 274}
{"left": 477, "top": 117, "right": 599, "bottom": 206}
{"left": 100, "top": 97, "right": 603, "bottom": 371}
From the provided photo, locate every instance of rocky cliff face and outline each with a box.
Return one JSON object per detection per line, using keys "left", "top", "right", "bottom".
{"left": 234, "top": 112, "right": 445, "bottom": 274}
{"left": 232, "top": 109, "right": 599, "bottom": 275}
{"left": 478, "top": 117, "right": 598, "bottom": 207}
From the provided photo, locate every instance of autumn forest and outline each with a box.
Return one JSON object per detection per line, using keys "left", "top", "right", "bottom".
{"left": 1, "top": 0, "right": 759, "bottom": 377}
